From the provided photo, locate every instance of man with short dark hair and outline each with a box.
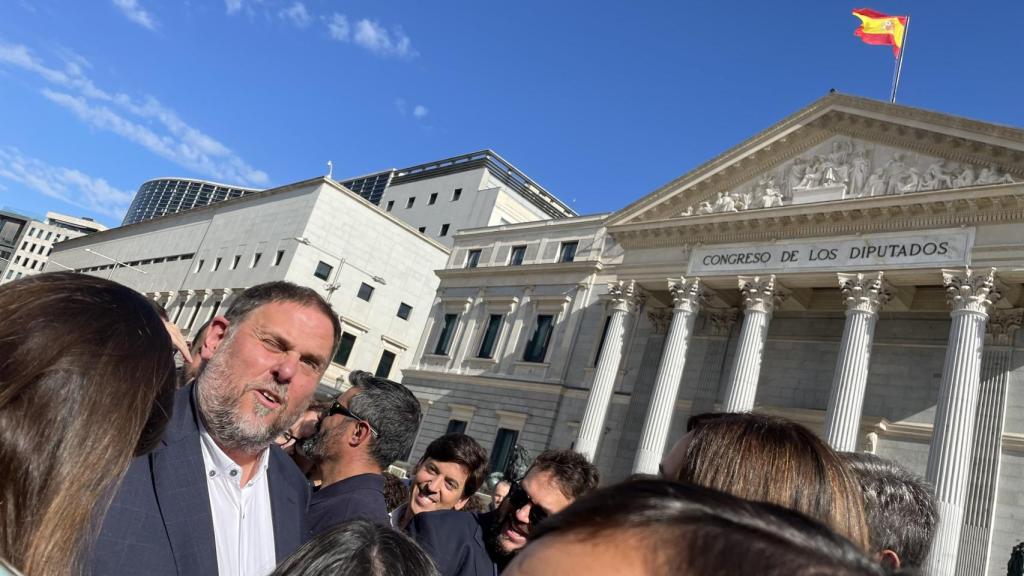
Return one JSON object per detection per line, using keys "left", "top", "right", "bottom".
{"left": 491, "top": 479, "right": 511, "bottom": 511}
{"left": 302, "top": 370, "right": 422, "bottom": 535}
{"left": 410, "top": 448, "right": 599, "bottom": 576}
{"left": 841, "top": 452, "right": 938, "bottom": 570}
{"left": 392, "top": 433, "right": 489, "bottom": 530}
{"left": 93, "top": 281, "right": 341, "bottom": 576}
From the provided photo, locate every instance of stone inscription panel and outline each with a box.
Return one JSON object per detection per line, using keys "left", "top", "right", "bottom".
{"left": 687, "top": 228, "right": 973, "bottom": 276}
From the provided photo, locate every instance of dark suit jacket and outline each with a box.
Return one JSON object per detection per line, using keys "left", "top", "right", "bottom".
{"left": 306, "top": 473, "right": 390, "bottom": 537}
{"left": 409, "top": 510, "right": 498, "bottom": 576}
{"left": 90, "top": 383, "right": 311, "bottom": 576}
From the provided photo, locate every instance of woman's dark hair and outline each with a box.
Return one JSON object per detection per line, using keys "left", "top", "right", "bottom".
{"left": 527, "top": 479, "right": 888, "bottom": 576}
{"left": 0, "top": 273, "right": 177, "bottom": 576}
{"left": 419, "top": 433, "right": 489, "bottom": 498}
{"left": 674, "top": 412, "right": 870, "bottom": 551}
{"left": 270, "top": 520, "right": 438, "bottom": 576}
{"left": 383, "top": 472, "right": 411, "bottom": 512}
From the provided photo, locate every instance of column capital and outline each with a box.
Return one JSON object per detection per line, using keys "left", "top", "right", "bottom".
{"left": 668, "top": 276, "right": 708, "bottom": 314}
{"left": 737, "top": 275, "right": 786, "bottom": 314}
{"left": 706, "top": 307, "right": 739, "bottom": 336}
{"left": 986, "top": 308, "right": 1023, "bottom": 347}
{"left": 606, "top": 280, "right": 641, "bottom": 313}
{"left": 942, "top": 267, "right": 1001, "bottom": 314}
{"left": 837, "top": 271, "right": 891, "bottom": 314}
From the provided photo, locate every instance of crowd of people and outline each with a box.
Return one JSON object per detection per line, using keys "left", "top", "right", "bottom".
{"left": 0, "top": 274, "right": 940, "bottom": 575}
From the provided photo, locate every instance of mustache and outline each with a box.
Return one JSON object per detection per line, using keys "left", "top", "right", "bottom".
{"left": 244, "top": 381, "right": 289, "bottom": 404}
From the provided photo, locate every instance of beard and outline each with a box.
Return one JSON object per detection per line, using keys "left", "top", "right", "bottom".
{"left": 196, "top": 331, "right": 306, "bottom": 455}
{"left": 299, "top": 419, "right": 340, "bottom": 463}
{"left": 485, "top": 504, "right": 517, "bottom": 570}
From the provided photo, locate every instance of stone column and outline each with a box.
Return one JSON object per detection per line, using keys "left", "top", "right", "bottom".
{"left": 576, "top": 280, "right": 639, "bottom": 462}
{"left": 721, "top": 275, "right": 784, "bottom": 413}
{"left": 632, "top": 278, "right": 707, "bottom": 474}
{"left": 924, "top": 268, "right": 1000, "bottom": 576}
{"left": 690, "top": 308, "right": 739, "bottom": 415}
{"left": 956, "top": 308, "right": 1022, "bottom": 576}
{"left": 823, "top": 272, "right": 890, "bottom": 452}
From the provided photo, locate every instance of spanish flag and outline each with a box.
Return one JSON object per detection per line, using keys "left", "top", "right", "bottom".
{"left": 852, "top": 8, "right": 908, "bottom": 58}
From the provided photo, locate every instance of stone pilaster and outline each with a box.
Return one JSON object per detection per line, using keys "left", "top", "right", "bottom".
{"left": 576, "top": 280, "right": 639, "bottom": 462}
{"left": 925, "top": 267, "right": 1000, "bottom": 576}
{"left": 823, "top": 272, "right": 890, "bottom": 452}
{"left": 956, "top": 308, "right": 1022, "bottom": 576}
{"left": 633, "top": 278, "right": 708, "bottom": 474}
{"left": 721, "top": 275, "right": 785, "bottom": 413}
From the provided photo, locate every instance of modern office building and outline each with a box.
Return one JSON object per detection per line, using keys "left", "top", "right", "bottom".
{"left": 0, "top": 210, "right": 31, "bottom": 278}
{"left": 122, "top": 177, "right": 263, "bottom": 225}
{"left": 122, "top": 151, "right": 577, "bottom": 247}
{"left": 401, "top": 93, "right": 1024, "bottom": 576}
{"left": 52, "top": 177, "right": 450, "bottom": 386}
{"left": 1, "top": 212, "right": 107, "bottom": 284}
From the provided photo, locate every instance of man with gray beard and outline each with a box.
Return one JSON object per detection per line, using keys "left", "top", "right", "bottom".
{"left": 92, "top": 282, "right": 341, "bottom": 576}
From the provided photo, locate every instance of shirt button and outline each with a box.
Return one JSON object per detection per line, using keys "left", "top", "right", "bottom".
{"left": 208, "top": 470, "right": 216, "bottom": 477}
{"left": 230, "top": 470, "right": 238, "bottom": 477}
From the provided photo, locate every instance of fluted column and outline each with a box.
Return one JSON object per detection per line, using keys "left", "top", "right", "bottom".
{"left": 824, "top": 272, "right": 890, "bottom": 451}
{"left": 576, "top": 280, "right": 639, "bottom": 462}
{"left": 956, "top": 308, "right": 1022, "bottom": 576}
{"left": 633, "top": 278, "right": 708, "bottom": 474}
{"left": 690, "top": 308, "right": 739, "bottom": 415}
{"left": 722, "top": 275, "right": 785, "bottom": 413}
{"left": 925, "top": 268, "right": 1000, "bottom": 576}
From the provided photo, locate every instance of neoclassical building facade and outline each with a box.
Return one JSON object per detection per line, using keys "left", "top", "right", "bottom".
{"left": 401, "top": 94, "right": 1024, "bottom": 575}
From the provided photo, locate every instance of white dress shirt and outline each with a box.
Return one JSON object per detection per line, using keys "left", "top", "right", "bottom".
{"left": 199, "top": 420, "right": 277, "bottom": 576}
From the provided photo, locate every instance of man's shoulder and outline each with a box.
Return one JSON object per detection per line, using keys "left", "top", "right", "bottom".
{"left": 410, "top": 511, "right": 495, "bottom": 576}
{"left": 411, "top": 509, "right": 492, "bottom": 541}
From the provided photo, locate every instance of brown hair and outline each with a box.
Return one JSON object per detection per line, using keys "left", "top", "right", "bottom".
{"left": 419, "top": 433, "right": 489, "bottom": 498}
{"left": 675, "top": 413, "right": 870, "bottom": 551}
{"left": 0, "top": 273, "right": 177, "bottom": 575}
{"left": 528, "top": 449, "right": 600, "bottom": 500}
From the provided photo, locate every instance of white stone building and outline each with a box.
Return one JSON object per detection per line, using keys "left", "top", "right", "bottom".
{"left": 1, "top": 212, "right": 106, "bottom": 284}
{"left": 402, "top": 93, "right": 1024, "bottom": 576}
{"left": 50, "top": 177, "right": 450, "bottom": 385}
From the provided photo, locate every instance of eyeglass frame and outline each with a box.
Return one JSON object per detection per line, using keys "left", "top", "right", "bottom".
{"left": 505, "top": 481, "right": 550, "bottom": 526}
{"left": 327, "top": 399, "right": 380, "bottom": 438}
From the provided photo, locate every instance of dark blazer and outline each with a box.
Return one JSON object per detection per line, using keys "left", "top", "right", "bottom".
{"left": 90, "top": 383, "right": 311, "bottom": 576}
{"left": 409, "top": 510, "right": 498, "bottom": 576}
{"left": 306, "top": 473, "right": 390, "bottom": 537}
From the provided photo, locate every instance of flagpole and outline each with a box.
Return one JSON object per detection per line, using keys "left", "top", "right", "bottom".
{"left": 890, "top": 15, "right": 910, "bottom": 103}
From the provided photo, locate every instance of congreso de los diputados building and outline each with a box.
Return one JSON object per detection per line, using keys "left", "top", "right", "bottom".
{"left": 400, "top": 93, "right": 1024, "bottom": 575}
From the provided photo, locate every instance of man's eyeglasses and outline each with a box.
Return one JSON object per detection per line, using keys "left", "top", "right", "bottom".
{"left": 506, "top": 482, "right": 549, "bottom": 526}
{"left": 327, "top": 400, "right": 380, "bottom": 438}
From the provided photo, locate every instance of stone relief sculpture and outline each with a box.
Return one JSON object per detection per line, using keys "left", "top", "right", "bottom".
{"left": 680, "top": 136, "right": 1017, "bottom": 218}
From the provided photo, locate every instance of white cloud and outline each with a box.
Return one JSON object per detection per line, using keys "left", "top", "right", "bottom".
{"left": 353, "top": 19, "right": 415, "bottom": 58}
{"left": 225, "top": 0, "right": 243, "bottom": 15}
{"left": 0, "top": 147, "right": 133, "bottom": 219}
{"left": 0, "top": 41, "right": 269, "bottom": 186}
{"left": 279, "top": 2, "right": 310, "bottom": 27}
{"left": 413, "top": 105, "right": 428, "bottom": 118}
{"left": 112, "top": 0, "right": 158, "bottom": 30}
{"left": 327, "top": 13, "right": 350, "bottom": 41}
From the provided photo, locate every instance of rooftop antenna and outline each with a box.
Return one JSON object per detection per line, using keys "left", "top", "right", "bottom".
{"left": 326, "top": 160, "right": 334, "bottom": 179}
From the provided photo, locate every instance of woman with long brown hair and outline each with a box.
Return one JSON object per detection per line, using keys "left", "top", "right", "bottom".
{"left": 661, "top": 412, "right": 871, "bottom": 551}
{"left": 0, "top": 273, "right": 177, "bottom": 575}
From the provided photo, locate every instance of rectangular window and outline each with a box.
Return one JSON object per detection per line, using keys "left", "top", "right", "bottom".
{"left": 489, "top": 428, "right": 519, "bottom": 475}
{"left": 251, "top": 252, "right": 262, "bottom": 268}
{"left": 375, "top": 350, "right": 396, "bottom": 379}
{"left": 397, "top": 302, "right": 413, "bottom": 320}
{"left": 433, "top": 313, "right": 459, "bottom": 355}
{"left": 558, "top": 241, "right": 578, "bottom": 263}
{"left": 231, "top": 255, "right": 241, "bottom": 270}
{"left": 4, "top": 270, "right": 11, "bottom": 280}
{"left": 212, "top": 257, "right": 222, "bottom": 272}
{"left": 333, "top": 332, "right": 357, "bottom": 366}
{"left": 406, "top": 197, "right": 416, "bottom": 209}
{"left": 386, "top": 200, "right": 395, "bottom": 212}
{"left": 477, "top": 314, "right": 503, "bottom": 359}
{"left": 440, "top": 223, "right": 450, "bottom": 237}
{"left": 452, "top": 188, "right": 462, "bottom": 201}
{"left": 593, "top": 315, "right": 612, "bottom": 366}
{"left": 194, "top": 259, "right": 205, "bottom": 273}
{"left": 509, "top": 245, "right": 526, "bottom": 266}
{"left": 522, "top": 314, "right": 554, "bottom": 363}
{"left": 466, "top": 250, "right": 481, "bottom": 268}
{"left": 446, "top": 419, "right": 467, "bottom": 435}
{"left": 314, "top": 261, "right": 333, "bottom": 281}
{"left": 45, "top": 231, "right": 52, "bottom": 240}
{"left": 357, "top": 282, "right": 374, "bottom": 301}
{"left": 185, "top": 301, "right": 203, "bottom": 330}
{"left": 274, "top": 250, "right": 285, "bottom": 266}
{"left": 418, "top": 226, "right": 426, "bottom": 233}
{"left": 429, "top": 192, "right": 438, "bottom": 205}
{"left": 209, "top": 300, "right": 222, "bottom": 322}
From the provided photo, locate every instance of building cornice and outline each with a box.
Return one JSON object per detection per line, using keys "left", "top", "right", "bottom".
{"left": 436, "top": 260, "right": 603, "bottom": 280}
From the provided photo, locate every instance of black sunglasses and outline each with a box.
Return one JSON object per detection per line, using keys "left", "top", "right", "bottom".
{"left": 506, "top": 482, "right": 549, "bottom": 526}
{"left": 327, "top": 400, "right": 380, "bottom": 438}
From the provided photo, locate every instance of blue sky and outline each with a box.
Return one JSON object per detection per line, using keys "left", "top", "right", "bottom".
{"left": 1, "top": 0, "right": 1022, "bottom": 227}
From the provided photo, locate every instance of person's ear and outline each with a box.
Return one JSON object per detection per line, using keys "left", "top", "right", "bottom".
{"left": 454, "top": 496, "right": 470, "bottom": 510}
{"left": 348, "top": 421, "right": 373, "bottom": 447}
{"left": 879, "top": 549, "right": 901, "bottom": 569}
{"left": 201, "top": 316, "right": 231, "bottom": 360}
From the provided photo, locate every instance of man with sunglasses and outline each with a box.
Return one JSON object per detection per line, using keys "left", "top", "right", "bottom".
{"left": 410, "top": 449, "right": 599, "bottom": 576}
{"left": 302, "top": 370, "right": 421, "bottom": 536}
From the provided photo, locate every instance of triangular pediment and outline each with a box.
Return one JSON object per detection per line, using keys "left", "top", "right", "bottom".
{"left": 608, "top": 93, "right": 1024, "bottom": 227}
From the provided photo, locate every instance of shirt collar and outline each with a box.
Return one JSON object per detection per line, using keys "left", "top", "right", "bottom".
{"left": 195, "top": 389, "right": 270, "bottom": 483}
